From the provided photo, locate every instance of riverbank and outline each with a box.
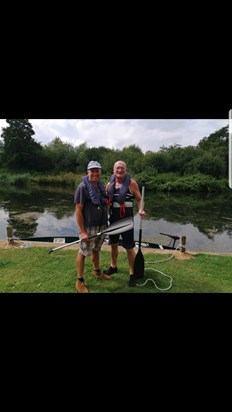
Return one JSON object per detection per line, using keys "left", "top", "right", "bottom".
{"left": 1, "top": 239, "right": 232, "bottom": 258}
{"left": 1, "top": 240, "right": 232, "bottom": 293}
{"left": 0, "top": 171, "right": 230, "bottom": 192}
{"left": 0, "top": 239, "right": 181, "bottom": 254}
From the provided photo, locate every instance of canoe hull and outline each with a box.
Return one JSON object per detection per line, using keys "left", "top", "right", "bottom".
{"left": 21, "top": 236, "right": 178, "bottom": 250}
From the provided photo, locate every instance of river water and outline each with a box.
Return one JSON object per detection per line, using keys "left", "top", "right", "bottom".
{"left": 0, "top": 185, "right": 232, "bottom": 253}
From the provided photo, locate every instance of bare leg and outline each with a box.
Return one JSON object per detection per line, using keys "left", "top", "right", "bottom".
{"left": 126, "top": 248, "right": 136, "bottom": 275}
{"left": 76, "top": 252, "right": 89, "bottom": 293}
{"left": 91, "top": 250, "right": 100, "bottom": 270}
{"left": 111, "top": 243, "right": 119, "bottom": 268}
{"left": 76, "top": 252, "right": 85, "bottom": 279}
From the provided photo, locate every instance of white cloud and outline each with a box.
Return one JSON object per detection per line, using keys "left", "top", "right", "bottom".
{"left": 0, "top": 118, "right": 228, "bottom": 153}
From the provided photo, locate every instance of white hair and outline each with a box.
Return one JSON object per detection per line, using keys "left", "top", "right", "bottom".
{"left": 113, "top": 161, "right": 127, "bottom": 170}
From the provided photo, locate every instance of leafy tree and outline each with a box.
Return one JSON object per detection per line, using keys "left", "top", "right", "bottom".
{"left": 120, "top": 145, "right": 144, "bottom": 173}
{"left": 198, "top": 126, "right": 228, "bottom": 150}
{"left": 0, "top": 139, "right": 3, "bottom": 165}
{"left": 75, "top": 142, "right": 89, "bottom": 173}
{"left": 1, "top": 119, "right": 43, "bottom": 170}
{"left": 101, "top": 148, "right": 121, "bottom": 175}
{"left": 196, "top": 126, "right": 228, "bottom": 178}
{"left": 85, "top": 147, "right": 104, "bottom": 165}
{"left": 168, "top": 145, "right": 198, "bottom": 176}
{"left": 75, "top": 145, "right": 113, "bottom": 174}
{"left": 43, "top": 137, "right": 76, "bottom": 173}
{"left": 187, "top": 152, "right": 227, "bottom": 178}
{"left": 144, "top": 151, "right": 171, "bottom": 174}
{"left": 159, "top": 144, "right": 182, "bottom": 152}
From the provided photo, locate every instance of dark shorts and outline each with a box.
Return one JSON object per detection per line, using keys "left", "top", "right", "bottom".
{"left": 108, "top": 228, "right": 135, "bottom": 250}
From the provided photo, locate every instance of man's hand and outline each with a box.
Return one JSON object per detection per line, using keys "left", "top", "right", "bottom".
{"left": 80, "top": 230, "right": 89, "bottom": 243}
{"left": 138, "top": 209, "right": 145, "bottom": 218}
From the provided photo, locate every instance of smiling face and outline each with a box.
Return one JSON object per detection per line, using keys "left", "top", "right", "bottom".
{"left": 113, "top": 161, "right": 127, "bottom": 182}
{"left": 87, "top": 168, "right": 101, "bottom": 184}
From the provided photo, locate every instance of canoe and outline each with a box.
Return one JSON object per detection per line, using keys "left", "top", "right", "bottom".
{"left": 21, "top": 233, "right": 180, "bottom": 250}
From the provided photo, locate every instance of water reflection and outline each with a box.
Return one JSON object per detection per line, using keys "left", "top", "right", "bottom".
{"left": 144, "top": 192, "right": 232, "bottom": 240}
{"left": 0, "top": 185, "right": 232, "bottom": 252}
{"left": 0, "top": 185, "right": 76, "bottom": 238}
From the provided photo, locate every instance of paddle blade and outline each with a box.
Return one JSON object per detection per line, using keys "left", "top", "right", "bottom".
{"left": 133, "top": 248, "right": 145, "bottom": 279}
{"left": 105, "top": 217, "right": 134, "bottom": 236}
{"left": 48, "top": 218, "right": 133, "bottom": 254}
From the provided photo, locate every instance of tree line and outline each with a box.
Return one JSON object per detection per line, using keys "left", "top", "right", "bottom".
{"left": 0, "top": 119, "right": 229, "bottom": 181}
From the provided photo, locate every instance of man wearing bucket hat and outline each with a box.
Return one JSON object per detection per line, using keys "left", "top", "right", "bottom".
{"left": 74, "top": 160, "right": 111, "bottom": 293}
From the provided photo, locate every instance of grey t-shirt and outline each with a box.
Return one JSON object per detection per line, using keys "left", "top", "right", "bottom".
{"left": 74, "top": 182, "right": 108, "bottom": 228}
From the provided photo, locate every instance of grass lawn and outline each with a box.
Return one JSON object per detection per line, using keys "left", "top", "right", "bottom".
{"left": 1, "top": 243, "right": 232, "bottom": 293}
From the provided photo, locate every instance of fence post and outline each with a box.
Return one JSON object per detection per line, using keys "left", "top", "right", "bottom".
{"left": 7, "top": 225, "right": 14, "bottom": 243}
{"left": 180, "top": 235, "right": 186, "bottom": 253}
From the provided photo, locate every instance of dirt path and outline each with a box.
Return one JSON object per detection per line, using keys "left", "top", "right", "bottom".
{"left": 1, "top": 239, "right": 231, "bottom": 259}
{"left": 0, "top": 239, "right": 194, "bottom": 260}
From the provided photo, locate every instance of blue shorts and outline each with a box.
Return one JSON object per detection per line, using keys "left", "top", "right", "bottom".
{"left": 108, "top": 228, "right": 135, "bottom": 250}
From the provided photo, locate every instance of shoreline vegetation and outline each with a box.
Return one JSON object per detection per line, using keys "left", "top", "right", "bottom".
{"left": 0, "top": 171, "right": 229, "bottom": 192}
{"left": 0, "top": 123, "right": 229, "bottom": 192}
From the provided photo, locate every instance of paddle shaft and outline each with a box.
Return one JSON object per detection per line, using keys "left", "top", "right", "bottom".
{"left": 49, "top": 233, "right": 99, "bottom": 253}
{"left": 133, "top": 182, "right": 145, "bottom": 279}
{"left": 49, "top": 217, "right": 133, "bottom": 254}
{"left": 138, "top": 182, "right": 145, "bottom": 248}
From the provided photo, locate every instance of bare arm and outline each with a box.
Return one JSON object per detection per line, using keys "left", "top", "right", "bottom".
{"left": 130, "top": 179, "right": 145, "bottom": 217}
{"left": 105, "top": 182, "right": 110, "bottom": 196}
{"left": 75, "top": 204, "right": 88, "bottom": 242}
{"left": 105, "top": 181, "right": 111, "bottom": 215}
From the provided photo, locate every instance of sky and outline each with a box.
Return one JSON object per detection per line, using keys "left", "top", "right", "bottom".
{"left": 0, "top": 119, "right": 229, "bottom": 153}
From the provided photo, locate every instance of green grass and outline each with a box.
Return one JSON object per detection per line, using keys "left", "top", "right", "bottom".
{"left": 1, "top": 246, "right": 232, "bottom": 293}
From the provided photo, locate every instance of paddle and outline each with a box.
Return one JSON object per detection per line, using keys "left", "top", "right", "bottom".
{"left": 48, "top": 217, "right": 134, "bottom": 254}
{"left": 133, "top": 181, "right": 145, "bottom": 279}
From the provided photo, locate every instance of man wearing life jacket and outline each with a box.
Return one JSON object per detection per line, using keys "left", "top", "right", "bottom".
{"left": 103, "top": 160, "right": 145, "bottom": 287}
{"left": 74, "top": 160, "right": 111, "bottom": 293}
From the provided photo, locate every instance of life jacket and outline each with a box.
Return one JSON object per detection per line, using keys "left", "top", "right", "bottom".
{"left": 82, "top": 175, "right": 108, "bottom": 205}
{"left": 108, "top": 173, "right": 131, "bottom": 203}
{"left": 108, "top": 173, "right": 132, "bottom": 217}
